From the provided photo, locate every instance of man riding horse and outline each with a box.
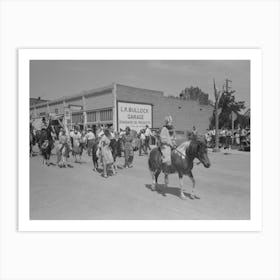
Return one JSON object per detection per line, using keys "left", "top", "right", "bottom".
{"left": 149, "top": 116, "right": 211, "bottom": 200}
{"left": 159, "top": 116, "right": 176, "bottom": 172}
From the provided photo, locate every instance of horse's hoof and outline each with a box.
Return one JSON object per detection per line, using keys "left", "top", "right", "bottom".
{"left": 180, "top": 193, "right": 187, "bottom": 200}
{"left": 194, "top": 194, "right": 201, "bottom": 199}
{"left": 150, "top": 184, "right": 157, "bottom": 191}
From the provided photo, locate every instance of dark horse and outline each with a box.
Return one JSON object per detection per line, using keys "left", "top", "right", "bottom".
{"left": 148, "top": 136, "right": 211, "bottom": 199}
{"left": 30, "top": 130, "right": 35, "bottom": 157}
{"left": 38, "top": 125, "right": 54, "bottom": 166}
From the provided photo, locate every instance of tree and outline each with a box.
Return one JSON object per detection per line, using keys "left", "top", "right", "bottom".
{"left": 209, "top": 86, "right": 245, "bottom": 129}
{"left": 179, "top": 86, "right": 210, "bottom": 105}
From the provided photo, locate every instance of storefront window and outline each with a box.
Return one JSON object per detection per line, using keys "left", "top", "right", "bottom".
{"left": 100, "top": 109, "right": 112, "bottom": 121}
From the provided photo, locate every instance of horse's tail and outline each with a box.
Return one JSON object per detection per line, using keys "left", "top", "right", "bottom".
{"left": 148, "top": 147, "right": 162, "bottom": 172}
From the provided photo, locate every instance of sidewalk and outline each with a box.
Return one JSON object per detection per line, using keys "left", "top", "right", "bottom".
{"left": 208, "top": 147, "right": 250, "bottom": 155}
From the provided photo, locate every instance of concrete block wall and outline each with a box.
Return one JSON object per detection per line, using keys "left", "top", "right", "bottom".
{"left": 84, "top": 91, "right": 113, "bottom": 111}
{"left": 116, "top": 84, "right": 213, "bottom": 134}
{"left": 31, "top": 84, "right": 213, "bottom": 134}
{"left": 31, "top": 90, "right": 114, "bottom": 116}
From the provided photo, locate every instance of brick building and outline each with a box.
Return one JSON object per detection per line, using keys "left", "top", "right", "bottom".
{"left": 30, "top": 97, "right": 49, "bottom": 107}
{"left": 30, "top": 83, "right": 213, "bottom": 134}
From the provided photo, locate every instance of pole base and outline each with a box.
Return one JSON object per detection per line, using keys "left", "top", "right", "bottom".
{"left": 212, "top": 147, "right": 220, "bottom": 152}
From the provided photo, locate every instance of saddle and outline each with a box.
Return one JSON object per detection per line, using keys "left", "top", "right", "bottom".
{"left": 41, "top": 140, "right": 49, "bottom": 150}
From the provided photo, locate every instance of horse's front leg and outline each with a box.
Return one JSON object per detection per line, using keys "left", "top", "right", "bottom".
{"left": 179, "top": 175, "right": 187, "bottom": 200}
{"left": 188, "top": 171, "right": 200, "bottom": 199}
{"left": 164, "top": 173, "right": 169, "bottom": 186}
{"left": 151, "top": 170, "right": 161, "bottom": 191}
{"left": 150, "top": 171, "right": 156, "bottom": 191}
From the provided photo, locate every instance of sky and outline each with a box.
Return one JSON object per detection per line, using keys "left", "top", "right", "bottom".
{"left": 30, "top": 60, "right": 250, "bottom": 109}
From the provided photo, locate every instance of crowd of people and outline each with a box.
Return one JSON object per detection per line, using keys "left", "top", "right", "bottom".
{"left": 30, "top": 118, "right": 159, "bottom": 178}
{"left": 205, "top": 126, "right": 250, "bottom": 150}
{"left": 30, "top": 116, "right": 251, "bottom": 179}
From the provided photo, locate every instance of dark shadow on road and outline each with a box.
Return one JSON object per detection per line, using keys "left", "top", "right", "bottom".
{"left": 30, "top": 153, "right": 38, "bottom": 157}
{"left": 145, "top": 184, "right": 194, "bottom": 199}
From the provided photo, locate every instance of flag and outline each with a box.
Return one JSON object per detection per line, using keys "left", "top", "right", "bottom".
{"left": 230, "top": 111, "right": 238, "bottom": 121}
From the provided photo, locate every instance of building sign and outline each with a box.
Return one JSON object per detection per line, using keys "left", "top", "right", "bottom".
{"left": 69, "top": 104, "right": 83, "bottom": 111}
{"left": 117, "top": 102, "right": 152, "bottom": 132}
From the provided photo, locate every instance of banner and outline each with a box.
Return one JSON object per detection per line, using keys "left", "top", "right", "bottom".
{"left": 117, "top": 102, "right": 152, "bottom": 132}
{"left": 64, "top": 108, "right": 72, "bottom": 125}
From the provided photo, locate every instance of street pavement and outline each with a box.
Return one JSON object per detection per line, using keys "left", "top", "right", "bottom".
{"left": 30, "top": 147, "right": 250, "bottom": 220}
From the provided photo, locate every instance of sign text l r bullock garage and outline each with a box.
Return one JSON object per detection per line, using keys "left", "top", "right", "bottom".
{"left": 117, "top": 102, "right": 152, "bottom": 132}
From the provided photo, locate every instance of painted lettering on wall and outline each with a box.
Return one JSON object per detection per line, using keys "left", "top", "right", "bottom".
{"left": 117, "top": 102, "right": 152, "bottom": 132}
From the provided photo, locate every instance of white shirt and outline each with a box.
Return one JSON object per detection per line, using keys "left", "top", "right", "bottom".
{"left": 86, "top": 131, "right": 95, "bottom": 140}
{"left": 98, "top": 130, "right": 104, "bottom": 137}
{"left": 140, "top": 133, "right": 146, "bottom": 140}
{"left": 145, "top": 127, "right": 151, "bottom": 137}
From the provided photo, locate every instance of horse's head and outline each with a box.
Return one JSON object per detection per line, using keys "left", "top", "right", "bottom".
{"left": 188, "top": 136, "right": 211, "bottom": 168}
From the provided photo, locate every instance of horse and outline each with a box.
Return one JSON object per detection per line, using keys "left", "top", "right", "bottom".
{"left": 109, "top": 138, "right": 120, "bottom": 173}
{"left": 30, "top": 130, "right": 35, "bottom": 157}
{"left": 148, "top": 136, "right": 211, "bottom": 199}
{"left": 38, "top": 126, "right": 54, "bottom": 166}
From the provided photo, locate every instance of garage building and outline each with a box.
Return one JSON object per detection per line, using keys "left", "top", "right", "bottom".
{"left": 30, "top": 83, "right": 213, "bottom": 134}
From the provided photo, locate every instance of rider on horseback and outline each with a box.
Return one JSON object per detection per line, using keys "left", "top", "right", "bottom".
{"left": 159, "top": 116, "right": 176, "bottom": 168}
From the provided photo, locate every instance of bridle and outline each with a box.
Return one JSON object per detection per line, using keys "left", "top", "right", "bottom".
{"left": 173, "top": 145, "right": 201, "bottom": 165}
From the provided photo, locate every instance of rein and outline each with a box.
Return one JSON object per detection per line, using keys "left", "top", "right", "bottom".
{"left": 173, "top": 147, "right": 201, "bottom": 165}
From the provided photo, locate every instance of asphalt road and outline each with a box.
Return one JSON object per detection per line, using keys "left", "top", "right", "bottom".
{"left": 30, "top": 147, "right": 250, "bottom": 220}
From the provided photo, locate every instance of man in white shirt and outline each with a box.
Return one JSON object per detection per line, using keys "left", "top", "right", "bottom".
{"left": 110, "top": 126, "right": 115, "bottom": 139}
{"left": 85, "top": 128, "right": 95, "bottom": 156}
{"left": 139, "top": 129, "right": 146, "bottom": 156}
{"left": 144, "top": 125, "right": 152, "bottom": 153}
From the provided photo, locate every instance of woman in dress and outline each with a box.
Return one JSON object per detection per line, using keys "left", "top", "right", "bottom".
{"left": 72, "top": 128, "right": 82, "bottom": 162}
{"left": 57, "top": 129, "right": 70, "bottom": 167}
{"left": 99, "top": 129, "right": 115, "bottom": 178}
{"left": 122, "top": 126, "right": 134, "bottom": 168}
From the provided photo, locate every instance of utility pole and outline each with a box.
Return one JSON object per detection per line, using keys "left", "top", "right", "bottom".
{"left": 225, "top": 78, "right": 232, "bottom": 93}
{"left": 224, "top": 78, "right": 236, "bottom": 133}
{"left": 213, "top": 79, "right": 221, "bottom": 152}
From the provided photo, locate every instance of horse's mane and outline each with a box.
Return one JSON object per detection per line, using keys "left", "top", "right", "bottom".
{"left": 175, "top": 135, "right": 206, "bottom": 159}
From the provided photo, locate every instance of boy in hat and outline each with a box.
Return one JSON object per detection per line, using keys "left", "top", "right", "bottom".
{"left": 159, "top": 116, "right": 176, "bottom": 168}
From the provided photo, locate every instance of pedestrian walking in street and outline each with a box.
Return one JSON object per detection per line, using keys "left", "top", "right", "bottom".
{"left": 123, "top": 126, "right": 134, "bottom": 168}
{"left": 72, "top": 128, "right": 82, "bottom": 162}
{"left": 99, "top": 129, "right": 115, "bottom": 178}
{"left": 57, "top": 129, "right": 70, "bottom": 167}
{"left": 86, "top": 128, "right": 95, "bottom": 156}
{"left": 144, "top": 125, "right": 151, "bottom": 153}
{"left": 109, "top": 126, "right": 118, "bottom": 174}
{"left": 138, "top": 129, "right": 146, "bottom": 156}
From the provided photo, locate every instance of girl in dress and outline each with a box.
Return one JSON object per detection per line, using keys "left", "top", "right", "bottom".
{"left": 72, "top": 129, "right": 82, "bottom": 162}
{"left": 99, "top": 129, "right": 115, "bottom": 178}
